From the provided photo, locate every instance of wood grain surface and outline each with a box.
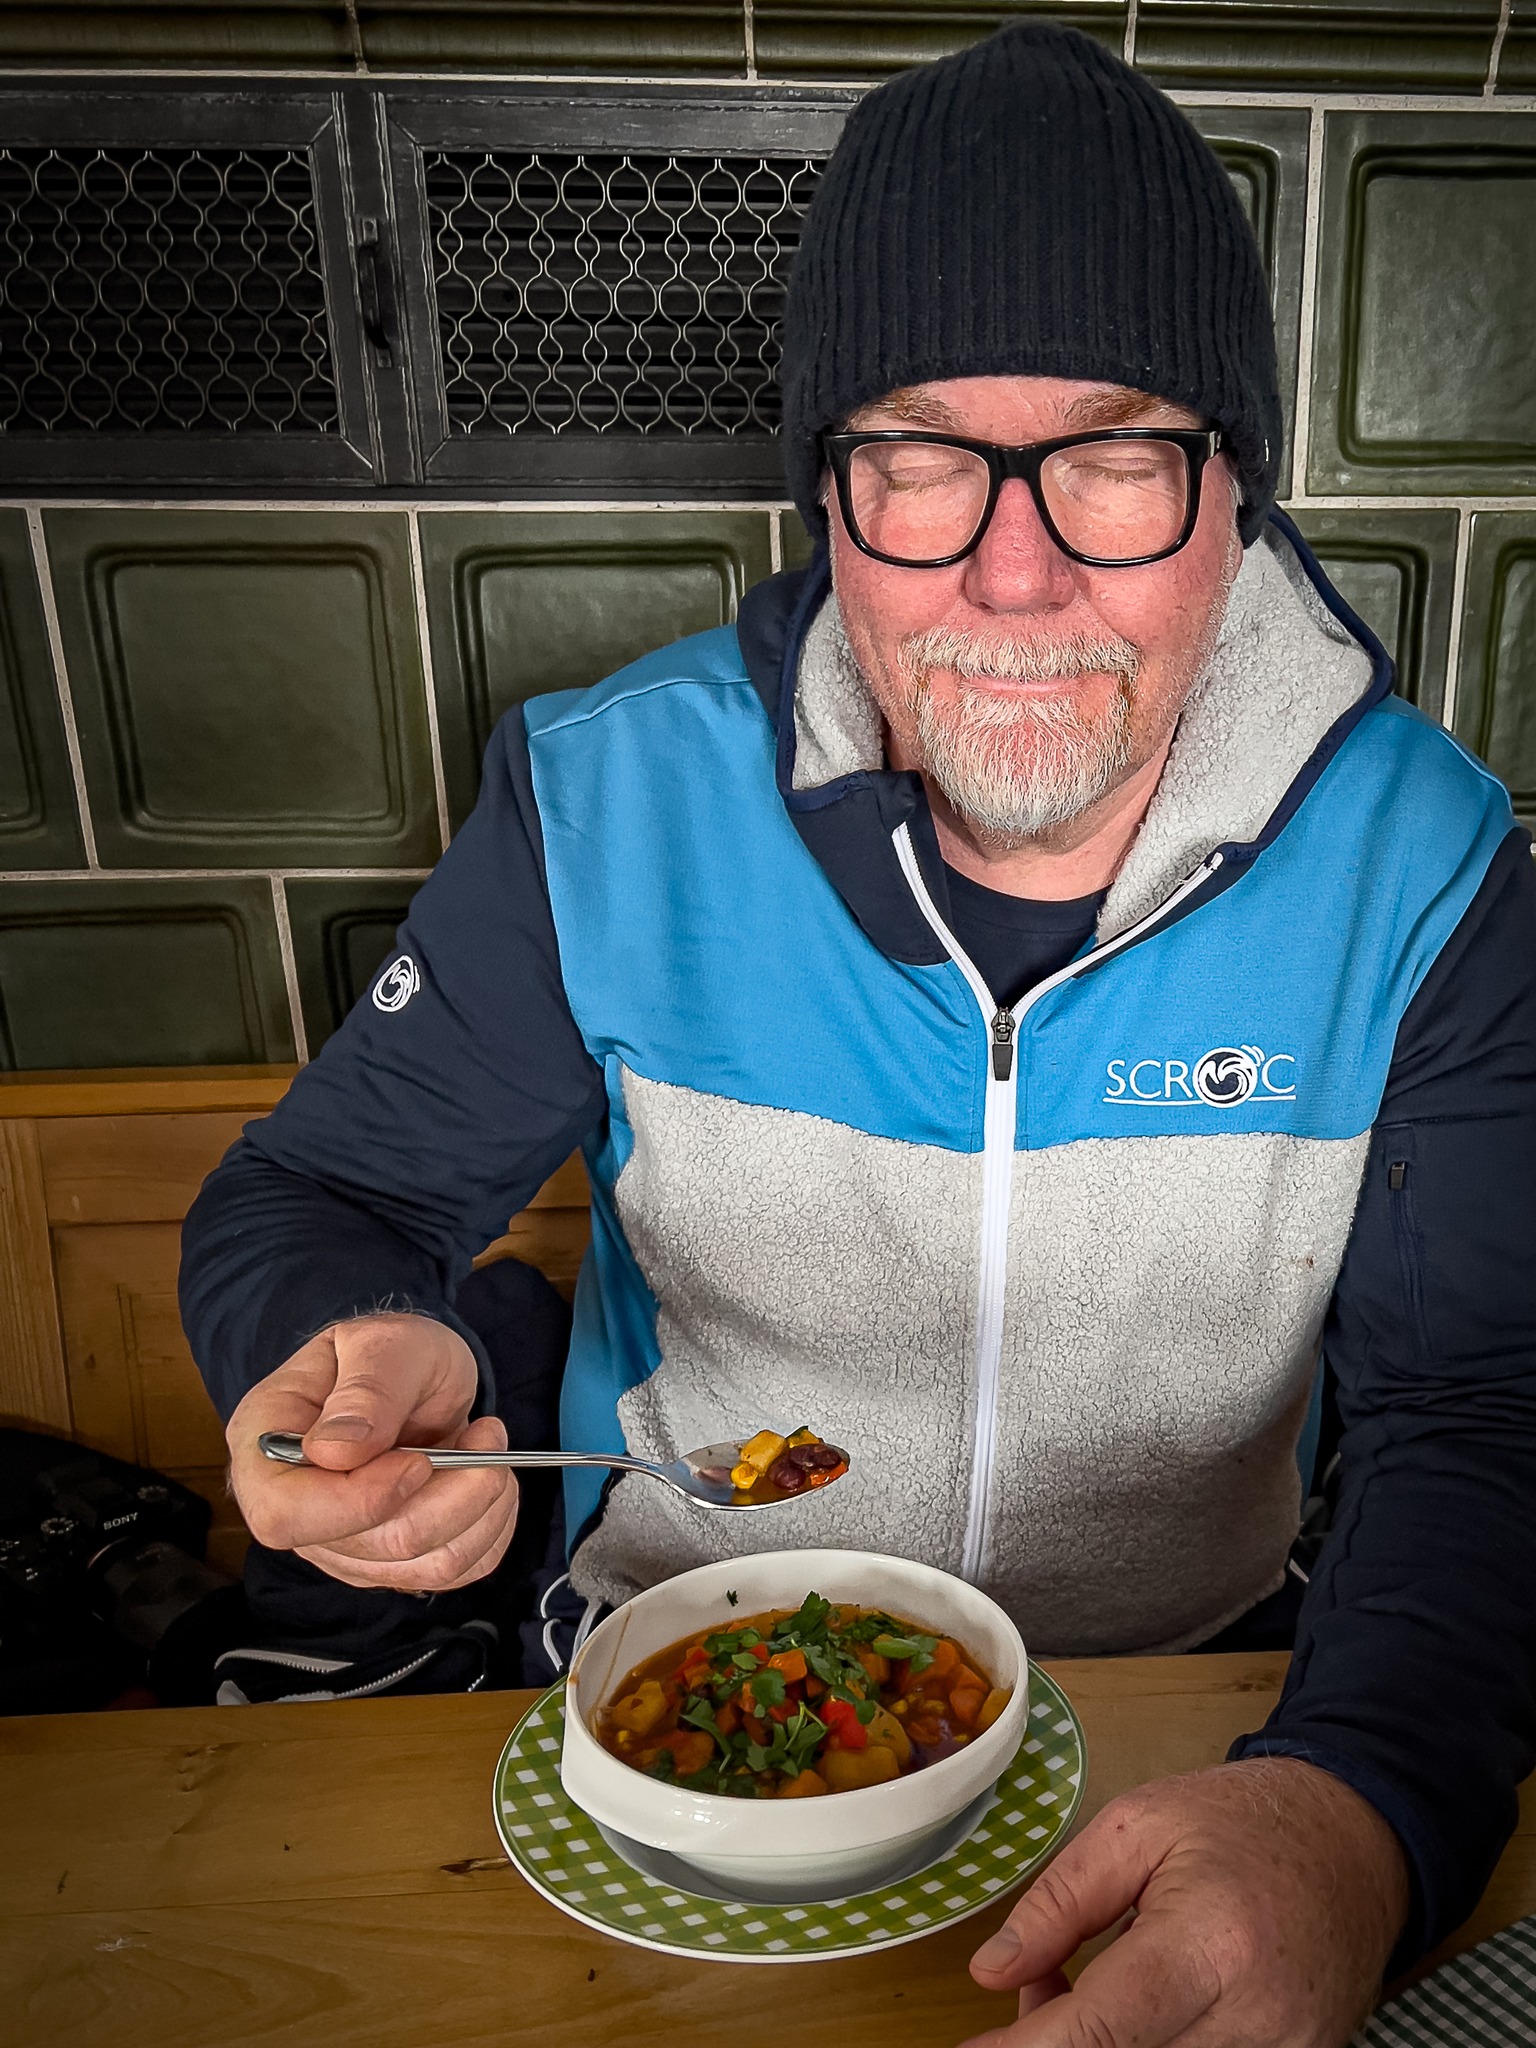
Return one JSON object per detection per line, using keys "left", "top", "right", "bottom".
{"left": 0, "top": 1114, "right": 71, "bottom": 1432}
{"left": 3, "top": 1654, "right": 1531, "bottom": 2048}
{"left": 0, "top": 1068, "right": 298, "bottom": 1120}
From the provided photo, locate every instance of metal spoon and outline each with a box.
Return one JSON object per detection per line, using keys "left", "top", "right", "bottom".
{"left": 256, "top": 1432, "right": 848, "bottom": 1513}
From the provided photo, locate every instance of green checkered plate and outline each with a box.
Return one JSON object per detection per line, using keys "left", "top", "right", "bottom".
{"left": 492, "top": 1665, "right": 1086, "bottom": 1963}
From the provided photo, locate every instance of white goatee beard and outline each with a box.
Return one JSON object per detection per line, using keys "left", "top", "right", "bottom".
{"left": 897, "top": 626, "right": 1143, "bottom": 846}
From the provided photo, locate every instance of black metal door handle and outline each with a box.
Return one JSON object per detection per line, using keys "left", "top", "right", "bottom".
{"left": 356, "top": 218, "right": 395, "bottom": 363}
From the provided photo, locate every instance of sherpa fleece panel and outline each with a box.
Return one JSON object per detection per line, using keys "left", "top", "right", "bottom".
{"left": 180, "top": 516, "right": 1536, "bottom": 1961}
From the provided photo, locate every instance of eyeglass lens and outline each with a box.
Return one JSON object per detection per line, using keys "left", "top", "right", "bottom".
{"left": 844, "top": 438, "right": 1194, "bottom": 565}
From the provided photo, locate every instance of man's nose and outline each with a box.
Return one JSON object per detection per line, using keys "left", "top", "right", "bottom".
{"left": 961, "top": 475, "right": 1078, "bottom": 614}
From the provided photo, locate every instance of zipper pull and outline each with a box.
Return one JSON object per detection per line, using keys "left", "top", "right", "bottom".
{"left": 1388, "top": 1160, "right": 1408, "bottom": 1191}
{"left": 990, "top": 1008, "right": 1016, "bottom": 1082}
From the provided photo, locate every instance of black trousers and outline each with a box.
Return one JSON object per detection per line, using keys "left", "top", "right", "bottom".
{"left": 239, "top": 1258, "right": 574, "bottom": 1691}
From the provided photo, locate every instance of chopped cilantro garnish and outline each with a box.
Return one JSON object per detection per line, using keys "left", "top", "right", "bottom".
{"left": 802, "top": 1641, "right": 841, "bottom": 1686}
{"left": 870, "top": 1631, "right": 938, "bottom": 1671}
{"left": 749, "top": 1666, "right": 787, "bottom": 1709}
{"left": 782, "top": 1592, "right": 832, "bottom": 1639}
{"left": 744, "top": 1702, "right": 826, "bottom": 1779}
{"left": 679, "top": 1697, "right": 727, "bottom": 1750}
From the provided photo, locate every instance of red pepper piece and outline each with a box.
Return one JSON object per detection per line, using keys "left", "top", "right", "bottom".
{"left": 821, "top": 1697, "right": 868, "bottom": 1750}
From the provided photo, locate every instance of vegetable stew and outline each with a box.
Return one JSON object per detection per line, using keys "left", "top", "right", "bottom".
{"left": 596, "top": 1591, "right": 1012, "bottom": 1798}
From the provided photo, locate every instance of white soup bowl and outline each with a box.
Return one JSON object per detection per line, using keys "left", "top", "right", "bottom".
{"left": 560, "top": 1548, "right": 1029, "bottom": 1901}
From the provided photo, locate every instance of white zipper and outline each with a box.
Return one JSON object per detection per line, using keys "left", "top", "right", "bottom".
{"left": 893, "top": 823, "right": 1226, "bottom": 1584}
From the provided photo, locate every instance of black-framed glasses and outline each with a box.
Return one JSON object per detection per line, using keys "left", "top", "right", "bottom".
{"left": 821, "top": 427, "right": 1226, "bottom": 570}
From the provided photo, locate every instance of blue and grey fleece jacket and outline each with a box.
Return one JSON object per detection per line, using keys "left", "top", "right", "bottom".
{"left": 181, "top": 511, "right": 1536, "bottom": 1962}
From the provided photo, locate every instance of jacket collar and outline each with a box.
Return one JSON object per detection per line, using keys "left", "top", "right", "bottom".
{"left": 733, "top": 510, "right": 1396, "bottom": 966}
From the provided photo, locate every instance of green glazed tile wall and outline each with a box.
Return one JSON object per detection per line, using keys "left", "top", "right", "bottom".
{"left": 1308, "top": 112, "right": 1536, "bottom": 499}
{"left": 0, "top": 2, "right": 749, "bottom": 72}
{"left": 1501, "top": 2, "right": 1536, "bottom": 91}
{"left": 0, "top": 876, "right": 294, "bottom": 1069}
{"left": 0, "top": 514, "right": 86, "bottom": 871}
{"left": 1455, "top": 513, "right": 1536, "bottom": 826}
{"left": 1135, "top": 1, "right": 1504, "bottom": 94}
{"left": 1289, "top": 509, "right": 1460, "bottom": 716}
{"left": 0, "top": 3, "right": 356, "bottom": 70}
{"left": 753, "top": 2, "right": 1125, "bottom": 75}
{"left": 43, "top": 511, "right": 441, "bottom": 872}
{"left": 419, "top": 512, "right": 775, "bottom": 827}
{"left": 355, "top": 4, "right": 749, "bottom": 72}
{"left": 0, "top": 11, "right": 1531, "bottom": 1067}
{"left": 1187, "top": 108, "right": 1311, "bottom": 501}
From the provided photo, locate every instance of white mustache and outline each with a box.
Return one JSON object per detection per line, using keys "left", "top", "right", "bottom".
{"left": 900, "top": 626, "right": 1141, "bottom": 690}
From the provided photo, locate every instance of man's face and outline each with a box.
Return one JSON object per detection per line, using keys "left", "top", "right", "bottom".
{"left": 828, "top": 375, "right": 1243, "bottom": 849}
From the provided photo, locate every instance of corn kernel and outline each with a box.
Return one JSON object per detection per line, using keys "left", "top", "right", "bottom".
{"left": 730, "top": 1461, "right": 758, "bottom": 1490}
{"left": 737, "top": 1429, "right": 789, "bottom": 1473}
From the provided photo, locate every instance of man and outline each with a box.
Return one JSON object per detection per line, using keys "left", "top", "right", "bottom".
{"left": 181, "top": 22, "right": 1536, "bottom": 2047}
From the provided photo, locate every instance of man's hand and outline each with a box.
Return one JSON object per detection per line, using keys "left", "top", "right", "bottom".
{"left": 227, "top": 1313, "right": 519, "bottom": 1593}
{"left": 963, "top": 1758, "right": 1409, "bottom": 2048}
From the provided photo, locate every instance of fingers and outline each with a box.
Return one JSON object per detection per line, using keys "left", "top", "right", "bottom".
{"left": 995, "top": 1911, "right": 1221, "bottom": 2048}
{"left": 298, "top": 1414, "right": 518, "bottom": 1593}
{"left": 955, "top": 1967, "right": 1071, "bottom": 2046}
{"left": 971, "top": 1807, "right": 1156, "bottom": 1991}
{"left": 302, "top": 1482, "right": 519, "bottom": 1592}
{"left": 240, "top": 1445, "right": 439, "bottom": 1551}
{"left": 300, "top": 1501, "right": 514, "bottom": 1593}
{"left": 1017, "top": 1971, "right": 1071, "bottom": 2017}
{"left": 318, "top": 1418, "right": 513, "bottom": 1567}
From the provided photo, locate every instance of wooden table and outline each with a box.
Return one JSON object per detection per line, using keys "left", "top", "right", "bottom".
{"left": 3, "top": 1653, "right": 1532, "bottom": 2048}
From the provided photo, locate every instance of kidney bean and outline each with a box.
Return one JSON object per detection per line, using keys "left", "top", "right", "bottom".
{"left": 910, "top": 1731, "right": 964, "bottom": 1770}
{"left": 788, "top": 1442, "right": 847, "bottom": 1471}
{"left": 765, "top": 1454, "right": 809, "bottom": 1492}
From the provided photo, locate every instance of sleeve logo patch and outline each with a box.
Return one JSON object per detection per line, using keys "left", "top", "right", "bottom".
{"left": 372, "top": 954, "right": 421, "bottom": 1013}
{"left": 1104, "top": 1045, "right": 1296, "bottom": 1107}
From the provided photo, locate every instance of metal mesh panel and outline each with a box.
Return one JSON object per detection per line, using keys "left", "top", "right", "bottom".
{"left": 0, "top": 146, "right": 340, "bottom": 434}
{"left": 425, "top": 151, "right": 822, "bottom": 437}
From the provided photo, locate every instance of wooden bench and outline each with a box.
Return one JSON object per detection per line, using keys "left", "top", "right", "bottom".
{"left": 0, "top": 1067, "right": 590, "bottom": 1573}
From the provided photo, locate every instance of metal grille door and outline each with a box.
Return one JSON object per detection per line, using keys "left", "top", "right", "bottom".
{"left": 0, "top": 88, "right": 376, "bottom": 489}
{"left": 0, "top": 145, "right": 340, "bottom": 437}
{"left": 424, "top": 150, "right": 820, "bottom": 440}
{"left": 389, "top": 87, "right": 857, "bottom": 492}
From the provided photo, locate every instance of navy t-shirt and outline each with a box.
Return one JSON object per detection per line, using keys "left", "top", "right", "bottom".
{"left": 944, "top": 864, "right": 1106, "bottom": 1008}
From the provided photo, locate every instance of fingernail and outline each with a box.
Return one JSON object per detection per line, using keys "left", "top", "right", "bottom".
{"left": 309, "top": 1415, "right": 371, "bottom": 1443}
{"left": 972, "top": 1927, "right": 1021, "bottom": 1973}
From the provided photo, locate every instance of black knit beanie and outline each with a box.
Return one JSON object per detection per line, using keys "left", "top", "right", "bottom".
{"left": 782, "top": 22, "right": 1281, "bottom": 546}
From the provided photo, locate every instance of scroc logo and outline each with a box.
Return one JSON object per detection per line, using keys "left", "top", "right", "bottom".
{"left": 1105, "top": 1044, "right": 1296, "bottom": 1108}
{"left": 1193, "top": 1047, "right": 1259, "bottom": 1105}
{"left": 372, "top": 954, "right": 420, "bottom": 1014}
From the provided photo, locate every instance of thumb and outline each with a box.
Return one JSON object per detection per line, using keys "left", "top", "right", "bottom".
{"left": 970, "top": 1814, "right": 1153, "bottom": 1990}
{"left": 303, "top": 1334, "right": 429, "bottom": 1471}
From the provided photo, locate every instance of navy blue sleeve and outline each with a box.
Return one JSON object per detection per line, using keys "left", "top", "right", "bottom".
{"left": 178, "top": 711, "right": 606, "bottom": 1420}
{"left": 1229, "top": 825, "right": 1536, "bottom": 1965}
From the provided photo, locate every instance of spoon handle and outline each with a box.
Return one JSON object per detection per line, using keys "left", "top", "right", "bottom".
{"left": 257, "top": 1431, "right": 651, "bottom": 1474}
